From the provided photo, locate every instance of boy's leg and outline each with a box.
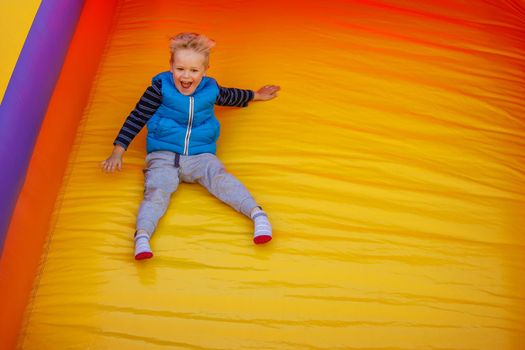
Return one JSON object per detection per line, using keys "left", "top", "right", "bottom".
{"left": 182, "top": 153, "right": 272, "bottom": 244}
{"left": 135, "top": 151, "right": 180, "bottom": 259}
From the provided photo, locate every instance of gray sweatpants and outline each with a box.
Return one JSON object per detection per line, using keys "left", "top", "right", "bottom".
{"left": 136, "top": 151, "right": 258, "bottom": 237}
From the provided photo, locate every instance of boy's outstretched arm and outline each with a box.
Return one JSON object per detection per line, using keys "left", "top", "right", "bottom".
{"left": 215, "top": 86, "right": 254, "bottom": 107}
{"left": 215, "top": 84, "right": 280, "bottom": 107}
{"left": 101, "top": 80, "right": 163, "bottom": 173}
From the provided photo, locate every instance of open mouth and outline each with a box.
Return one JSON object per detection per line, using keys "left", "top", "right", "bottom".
{"left": 180, "top": 81, "right": 192, "bottom": 89}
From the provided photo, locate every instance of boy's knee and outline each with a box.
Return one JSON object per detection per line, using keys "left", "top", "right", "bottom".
{"left": 144, "top": 187, "right": 172, "bottom": 205}
{"left": 144, "top": 170, "right": 179, "bottom": 193}
{"left": 205, "top": 159, "right": 225, "bottom": 179}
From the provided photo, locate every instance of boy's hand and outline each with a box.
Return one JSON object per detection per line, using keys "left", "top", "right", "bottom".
{"left": 254, "top": 85, "right": 280, "bottom": 101}
{"left": 101, "top": 154, "right": 123, "bottom": 173}
{"left": 101, "top": 145, "right": 125, "bottom": 173}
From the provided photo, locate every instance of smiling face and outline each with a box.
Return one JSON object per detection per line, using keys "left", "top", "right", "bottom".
{"left": 171, "top": 49, "right": 208, "bottom": 96}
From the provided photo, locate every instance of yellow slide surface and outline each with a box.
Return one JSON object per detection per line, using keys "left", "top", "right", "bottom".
{"left": 19, "top": 0, "right": 525, "bottom": 349}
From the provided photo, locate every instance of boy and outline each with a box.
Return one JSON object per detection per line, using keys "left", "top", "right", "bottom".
{"left": 101, "top": 32, "right": 280, "bottom": 260}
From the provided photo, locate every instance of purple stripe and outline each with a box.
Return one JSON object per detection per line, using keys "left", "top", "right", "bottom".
{"left": 0, "top": 0, "right": 85, "bottom": 255}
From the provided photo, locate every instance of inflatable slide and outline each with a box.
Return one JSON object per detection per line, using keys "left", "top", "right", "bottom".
{"left": 1, "top": 0, "right": 524, "bottom": 349}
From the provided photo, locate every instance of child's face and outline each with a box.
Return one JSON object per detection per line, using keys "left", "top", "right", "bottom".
{"left": 171, "top": 49, "right": 208, "bottom": 96}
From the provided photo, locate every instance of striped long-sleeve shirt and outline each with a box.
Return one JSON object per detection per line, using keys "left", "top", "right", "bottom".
{"left": 114, "top": 79, "right": 254, "bottom": 150}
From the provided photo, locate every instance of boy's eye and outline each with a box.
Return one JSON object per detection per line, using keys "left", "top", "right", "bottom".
{"left": 191, "top": 69, "right": 198, "bottom": 73}
{"left": 176, "top": 68, "right": 183, "bottom": 71}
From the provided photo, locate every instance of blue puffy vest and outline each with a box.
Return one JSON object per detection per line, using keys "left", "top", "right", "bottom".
{"left": 146, "top": 71, "right": 221, "bottom": 155}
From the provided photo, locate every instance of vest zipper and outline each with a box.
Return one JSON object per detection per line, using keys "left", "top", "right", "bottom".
{"left": 183, "top": 96, "right": 194, "bottom": 155}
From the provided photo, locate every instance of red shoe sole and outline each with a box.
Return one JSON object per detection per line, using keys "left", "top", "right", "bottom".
{"left": 135, "top": 252, "right": 153, "bottom": 260}
{"left": 254, "top": 235, "right": 272, "bottom": 244}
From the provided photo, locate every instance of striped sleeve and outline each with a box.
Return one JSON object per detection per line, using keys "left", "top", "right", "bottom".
{"left": 215, "top": 85, "right": 254, "bottom": 107}
{"left": 113, "top": 80, "right": 162, "bottom": 150}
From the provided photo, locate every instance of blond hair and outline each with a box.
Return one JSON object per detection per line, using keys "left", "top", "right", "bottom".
{"left": 169, "top": 32, "right": 216, "bottom": 68}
